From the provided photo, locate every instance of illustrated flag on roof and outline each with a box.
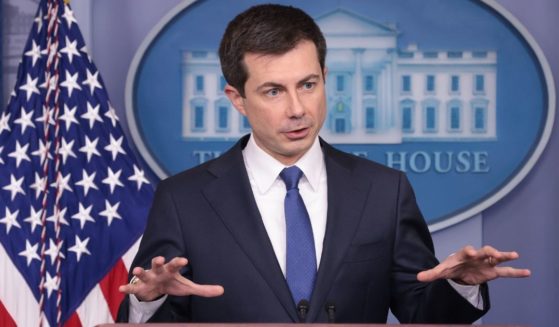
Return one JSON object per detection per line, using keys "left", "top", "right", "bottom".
{"left": 0, "top": 0, "right": 153, "bottom": 326}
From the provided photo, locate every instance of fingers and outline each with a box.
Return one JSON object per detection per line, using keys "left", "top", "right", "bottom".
{"left": 459, "top": 245, "right": 520, "bottom": 265}
{"left": 118, "top": 256, "right": 224, "bottom": 299}
{"left": 132, "top": 266, "right": 147, "bottom": 281}
{"left": 149, "top": 256, "right": 188, "bottom": 274}
{"left": 118, "top": 257, "right": 182, "bottom": 295}
{"left": 132, "top": 266, "right": 146, "bottom": 277}
{"left": 417, "top": 269, "right": 438, "bottom": 282}
{"left": 416, "top": 262, "right": 452, "bottom": 282}
{"left": 151, "top": 256, "right": 166, "bottom": 274}
{"left": 494, "top": 266, "right": 531, "bottom": 278}
{"left": 417, "top": 245, "right": 530, "bottom": 284}
{"left": 166, "top": 257, "right": 189, "bottom": 274}
{"left": 187, "top": 282, "right": 225, "bottom": 298}
{"left": 417, "top": 248, "right": 465, "bottom": 282}
{"left": 118, "top": 266, "right": 147, "bottom": 294}
{"left": 118, "top": 283, "right": 134, "bottom": 294}
{"left": 478, "top": 245, "right": 518, "bottom": 263}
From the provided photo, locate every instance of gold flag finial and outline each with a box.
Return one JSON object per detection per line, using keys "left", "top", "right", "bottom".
{"left": 64, "top": 0, "right": 71, "bottom": 4}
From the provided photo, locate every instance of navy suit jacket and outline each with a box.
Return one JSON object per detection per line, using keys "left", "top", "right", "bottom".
{"left": 117, "top": 135, "right": 488, "bottom": 323}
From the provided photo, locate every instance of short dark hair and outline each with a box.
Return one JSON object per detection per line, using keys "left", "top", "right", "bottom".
{"left": 218, "top": 4, "right": 327, "bottom": 97}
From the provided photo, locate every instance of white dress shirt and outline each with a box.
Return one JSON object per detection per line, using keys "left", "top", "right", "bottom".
{"left": 242, "top": 135, "right": 327, "bottom": 275}
{"left": 129, "top": 134, "right": 482, "bottom": 322}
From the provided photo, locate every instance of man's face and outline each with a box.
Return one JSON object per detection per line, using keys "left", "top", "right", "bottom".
{"left": 225, "top": 40, "right": 327, "bottom": 165}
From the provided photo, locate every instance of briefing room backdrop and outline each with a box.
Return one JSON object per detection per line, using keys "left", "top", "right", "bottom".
{"left": 2, "top": 0, "right": 558, "bottom": 326}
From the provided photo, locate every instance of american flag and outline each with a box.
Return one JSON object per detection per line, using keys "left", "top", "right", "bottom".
{"left": 0, "top": 0, "right": 153, "bottom": 326}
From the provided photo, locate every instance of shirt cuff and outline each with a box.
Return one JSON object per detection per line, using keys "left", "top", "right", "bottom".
{"left": 447, "top": 279, "right": 484, "bottom": 310}
{"left": 128, "top": 293, "right": 168, "bottom": 323}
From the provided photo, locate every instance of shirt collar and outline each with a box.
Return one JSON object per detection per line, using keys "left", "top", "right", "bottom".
{"left": 242, "top": 134, "right": 324, "bottom": 194}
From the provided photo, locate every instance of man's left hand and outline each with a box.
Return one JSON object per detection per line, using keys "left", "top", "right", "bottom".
{"left": 417, "top": 245, "right": 531, "bottom": 285}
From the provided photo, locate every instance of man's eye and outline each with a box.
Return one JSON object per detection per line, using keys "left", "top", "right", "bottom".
{"left": 302, "top": 82, "right": 315, "bottom": 90}
{"left": 266, "top": 88, "right": 280, "bottom": 97}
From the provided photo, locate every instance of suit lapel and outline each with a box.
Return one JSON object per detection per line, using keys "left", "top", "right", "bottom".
{"left": 307, "top": 142, "right": 372, "bottom": 321}
{"left": 202, "top": 137, "right": 298, "bottom": 322}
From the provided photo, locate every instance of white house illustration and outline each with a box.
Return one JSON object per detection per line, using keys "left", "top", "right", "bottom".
{"left": 181, "top": 9, "right": 497, "bottom": 143}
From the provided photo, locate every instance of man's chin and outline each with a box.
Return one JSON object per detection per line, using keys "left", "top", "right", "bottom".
{"left": 279, "top": 141, "right": 315, "bottom": 162}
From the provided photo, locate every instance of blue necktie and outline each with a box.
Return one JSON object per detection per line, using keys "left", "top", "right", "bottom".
{"left": 280, "top": 166, "right": 317, "bottom": 306}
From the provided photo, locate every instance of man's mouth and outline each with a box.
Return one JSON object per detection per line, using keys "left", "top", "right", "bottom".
{"left": 284, "top": 127, "right": 310, "bottom": 140}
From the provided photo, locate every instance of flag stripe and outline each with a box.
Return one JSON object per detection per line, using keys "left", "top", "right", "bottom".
{"left": 0, "top": 299, "right": 17, "bottom": 327}
{"left": 75, "top": 284, "right": 113, "bottom": 326}
{"left": 99, "top": 259, "right": 128, "bottom": 320}
{"left": 122, "top": 237, "right": 141, "bottom": 271}
{"left": 63, "top": 311, "right": 82, "bottom": 327}
{"left": 0, "top": 244, "right": 41, "bottom": 327}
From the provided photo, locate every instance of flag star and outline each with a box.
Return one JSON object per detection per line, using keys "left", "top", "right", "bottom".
{"left": 0, "top": 207, "right": 21, "bottom": 234}
{"left": 60, "top": 36, "right": 81, "bottom": 64}
{"left": 0, "top": 112, "right": 11, "bottom": 134}
{"left": 24, "top": 206, "right": 43, "bottom": 234}
{"left": 58, "top": 137, "right": 77, "bottom": 164}
{"left": 34, "top": 9, "right": 43, "bottom": 32}
{"left": 24, "top": 40, "right": 43, "bottom": 66}
{"left": 60, "top": 70, "right": 81, "bottom": 97}
{"left": 75, "top": 170, "right": 98, "bottom": 196}
{"left": 19, "top": 74, "right": 40, "bottom": 100}
{"left": 129, "top": 164, "right": 150, "bottom": 190}
{"left": 43, "top": 271, "right": 60, "bottom": 298}
{"left": 18, "top": 240, "right": 41, "bottom": 266}
{"left": 46, "top": 207, "right": 69, "bottom": 226}
{"left": 105, "top": 104, "right": 120, "bottom": 127}
{"left": 71, "top": 203, "right": 95, "bottom": 229}
{"left": 58, "top": 104, "right": 79, "bottom": 131}
{"left": 82, "top": 68, "right": 102, "bottom": 94}
{"left": 104, "top": 135, "right": 126, "bottom": 160}
{"left": 45, "top": 239, "right": 65, "bottom": 265}
{"left": 14, "top": 107, "right": 36, "bottom": 134}
{"left": 8, "top": 141, "right": 31, "bottom": 168}
{"left": 81, "top": 45, "right": 92, "bottom": 62}
{"left": 68, "top": 235, "right": 91, "bottom": 262}
{"left": 81, "top": 102, "right": 103, "bottom": 128}
{"left": 102, "top": 167, "right": 124, "bottom": 194}
{"left": 36, "top": 106, "right": 55, "bottom": 126}
{"left": 50, "top": 173, "right": 73, "bottom": 194}
{"left": 29, "top": 172, "right": 47, "bottom": 199}
{"left": 99, "top": 200, "right": 122, "bottom": 226}
{"left": 79, "top": 136, "right": 101, "bottom": 162}
{"left": 2, "top": 174, "right": 25, "bottom": 201}
{"left": 62, "top": 5, "right": 78, "bottom": 28}
{"left": 31, "top": 139, "right": 53, "bottom": 165}
{"left": 0, "top": 146, "right": 4, "bottom": 164}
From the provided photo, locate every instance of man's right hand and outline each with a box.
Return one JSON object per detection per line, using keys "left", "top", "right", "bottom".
{"left": 118, "top": 256, "right": 224, "bottom": 302}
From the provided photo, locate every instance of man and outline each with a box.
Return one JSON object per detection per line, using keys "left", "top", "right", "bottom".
{"left": 117, "top": 4, "right": 529, "bottom": 323}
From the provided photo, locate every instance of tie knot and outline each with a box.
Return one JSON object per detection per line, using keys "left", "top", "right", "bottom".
{"left": 280, "top": 166, "right": 304, "bottom": 190}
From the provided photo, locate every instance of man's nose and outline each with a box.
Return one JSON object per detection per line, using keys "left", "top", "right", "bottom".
{"left": 287, "top": 92, "right": 305, "bottom": 118}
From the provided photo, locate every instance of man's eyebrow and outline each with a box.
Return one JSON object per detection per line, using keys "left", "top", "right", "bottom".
{"left": 255, "top": 82, "right": 284, "bottom": 92}
{"left": 298, "top": 74, "right": 321, "bottom": 83}
{"left": 255, "top": 74, "right": 321, "bottom": 92}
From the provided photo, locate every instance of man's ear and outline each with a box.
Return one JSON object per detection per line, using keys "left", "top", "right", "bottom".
{"left": 224, "top": 85, "right": 247, "bottom": 116}
{"left": 322, "top": 66, "right": 328, "bottom": 83}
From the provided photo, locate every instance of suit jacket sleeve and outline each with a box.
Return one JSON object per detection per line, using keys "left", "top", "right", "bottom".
{"left": 389, "top": 173, "right": 489, "bottom": 323}
{"left": 117, "top": 179, "right": 192, "bottom": 322}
